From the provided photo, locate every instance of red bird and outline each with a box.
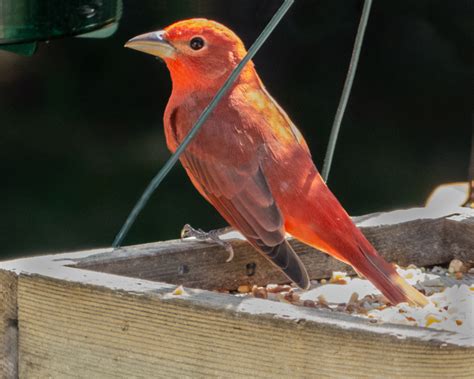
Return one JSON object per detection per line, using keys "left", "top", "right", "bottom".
{"left": 125, "top": 19, "right": 427, "bottom": 306}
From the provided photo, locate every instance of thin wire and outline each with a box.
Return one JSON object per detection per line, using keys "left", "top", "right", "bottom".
{"left": 321, "top": 0, "right": 373, "bottom": 182}
{"left": 463, "top": 123, "right": 474, "bottom": 207}
{"left": 113, "top": 0, "right": 295, "bottom": 248}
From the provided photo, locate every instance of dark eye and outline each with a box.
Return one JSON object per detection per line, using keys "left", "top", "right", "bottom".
{"left": 190, "top": 37, "right": 205, "bottom": 50}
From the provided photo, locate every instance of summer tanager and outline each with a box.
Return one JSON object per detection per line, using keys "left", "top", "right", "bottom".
{"left": 125, "top": 19, "right": 427, "bottom": 306}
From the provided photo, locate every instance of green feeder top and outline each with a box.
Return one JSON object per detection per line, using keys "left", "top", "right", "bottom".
{"left": 0, "top": 0, "right": 122, "bottom": 55}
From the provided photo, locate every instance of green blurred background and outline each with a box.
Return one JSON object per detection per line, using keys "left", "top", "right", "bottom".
{"left": 0, "top": 0, "right": 472, "bottom": 259}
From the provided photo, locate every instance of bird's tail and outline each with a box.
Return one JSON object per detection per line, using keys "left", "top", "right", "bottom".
{"left": 353, "top": 240, "right": 428, "bottom": 307}
{"left": 256, "top": 240, "right": 310, "bottom": 290}
{"left": 286, "top": 216, "right": 428, "bottom": 305}
{"left": 280, "top": 169, "right": 428, "bottom": 306}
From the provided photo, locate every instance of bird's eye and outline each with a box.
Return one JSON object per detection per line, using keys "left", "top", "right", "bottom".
{"left": 190, "top": 37, "right": 205, "bottom": 50}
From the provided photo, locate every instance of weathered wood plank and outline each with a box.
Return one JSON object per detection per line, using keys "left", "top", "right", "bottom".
{"left": 0, "top": 270, "right": 18, "bottom": 379}
{"left": 0, "top": 209, "right": 472, "bottom": 379}
{"left": 2, "top": 203, "right": 474, "bottom": 378}
{"left": 444, "top": 214, "right": 474, "bottom": 265}
{"left": 73, "top": 208, "right": 474, "bottom": 290}
{"left": 14, "top": 274, "right": 474, "bottom": 379}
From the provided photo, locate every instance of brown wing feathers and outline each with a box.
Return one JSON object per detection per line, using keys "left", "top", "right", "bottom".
{"left": 182, "top": 153, "right": 310, "bottom": 289}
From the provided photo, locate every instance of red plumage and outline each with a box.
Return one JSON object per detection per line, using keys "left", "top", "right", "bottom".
{"left": 128, "top": 19, "right": 428, "bottom": 306}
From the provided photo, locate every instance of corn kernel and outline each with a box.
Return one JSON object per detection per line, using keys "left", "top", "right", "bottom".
{"left": 172, "top": 285, "right": 185, "bottom": 296}
{"left": 237, "top": 285, "right": 251, "bottom": 293}
{"left": 425, "top": 314, "right": 441, "bottom": 327}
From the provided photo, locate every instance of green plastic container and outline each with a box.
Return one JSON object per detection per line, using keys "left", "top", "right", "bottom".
{"left": 0, "top": 0, "right": 122, "bottom": 55}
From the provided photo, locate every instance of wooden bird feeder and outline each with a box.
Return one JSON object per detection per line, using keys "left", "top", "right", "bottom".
{"left": 1, "top": 191, "right": 474, "bottom": 378}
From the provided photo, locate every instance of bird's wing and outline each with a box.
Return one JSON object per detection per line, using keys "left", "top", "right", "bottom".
{"left": 182, "top": 152, "right": 310, "bottom": 289}
{"left": 236, "top": 84, "right": 312, "bottom": 155}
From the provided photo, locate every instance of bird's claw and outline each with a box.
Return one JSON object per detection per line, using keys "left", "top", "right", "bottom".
{"left": 180, "top": 224, "right": 235, "bottom": 262}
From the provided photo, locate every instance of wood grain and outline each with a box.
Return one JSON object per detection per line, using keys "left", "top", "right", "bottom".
{"left": 73, "top": 211, "right": 474, "bottom": 291}
{"left": 2, "top": 206, "right": 474, "bottom": 378}
{"left": 444, "top": 216, "right": 474, "bottom": 265}
{"left": 16, "top": 274, "right": 474, "bottom": 379}
{"left": 0, "top": 271, "right": 18, "bottom": 379}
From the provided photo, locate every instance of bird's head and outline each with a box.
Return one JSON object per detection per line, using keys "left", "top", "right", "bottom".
{"left": 125, "top": 19, "right": 256, "bottom": 92}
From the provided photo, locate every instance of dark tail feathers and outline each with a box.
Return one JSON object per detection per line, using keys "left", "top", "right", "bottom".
{"left": 257, "top": 240, "right": 310, "bottom": 290}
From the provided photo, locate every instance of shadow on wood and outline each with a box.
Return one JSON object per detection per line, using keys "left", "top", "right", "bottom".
{"left": 73, "top": 208, "right": 473, "bottom": 291}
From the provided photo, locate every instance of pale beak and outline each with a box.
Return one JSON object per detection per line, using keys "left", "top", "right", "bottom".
{"left": 124, "top": 30, "right": 176, "bottom": 59}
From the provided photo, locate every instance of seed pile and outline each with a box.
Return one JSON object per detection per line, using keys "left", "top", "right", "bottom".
{"left": 233, "top": 260, "right": 474, "bottom": 336}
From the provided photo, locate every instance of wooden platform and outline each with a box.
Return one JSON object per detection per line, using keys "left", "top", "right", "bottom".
{"left": 1, "top": 205, "right": 474, "bottom": 378}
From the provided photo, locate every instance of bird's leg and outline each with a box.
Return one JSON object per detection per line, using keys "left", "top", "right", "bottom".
{"left": 180, "top": 224, "right": 235, "bottom": 262}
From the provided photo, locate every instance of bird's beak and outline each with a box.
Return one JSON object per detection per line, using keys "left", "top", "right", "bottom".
{"left": 124, "top": 30, "right": 176, "bottom": 59}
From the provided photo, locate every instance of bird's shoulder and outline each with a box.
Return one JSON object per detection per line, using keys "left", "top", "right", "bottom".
{"left": 230, "top": 82, "right": 310, "bottom": 154}
{"left": 164, "top": 90, "right": 260, "bottom": 167}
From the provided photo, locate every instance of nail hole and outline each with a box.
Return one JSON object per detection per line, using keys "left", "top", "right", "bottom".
{"left": 178, "top": 264, "right": 189, "bottom": 275}
{"left": 7, "top": 318, "right": 18, "bottom": 328}
{"left": 246, "top": 262, "right": 256, "bottom": 276}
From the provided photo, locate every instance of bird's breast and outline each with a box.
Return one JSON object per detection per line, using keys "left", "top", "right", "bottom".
{"left": 164, "top": 91, "right": 263, "bottom": 166}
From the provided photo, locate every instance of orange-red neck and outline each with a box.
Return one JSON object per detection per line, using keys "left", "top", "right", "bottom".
{"left": 166, "top": 58, "right": 259, "bottom": 97}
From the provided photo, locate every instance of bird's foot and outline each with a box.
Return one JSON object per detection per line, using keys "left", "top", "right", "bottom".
{"left": 180, "top": 224, "right": 235, "bottom": 262}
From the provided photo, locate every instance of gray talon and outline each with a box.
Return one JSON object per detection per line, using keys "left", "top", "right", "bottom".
{"left": 180, "top": 224, "right": 235, "bottom": 262}
{"left": 224, "top": 243, "right": 234, "bottom": 263}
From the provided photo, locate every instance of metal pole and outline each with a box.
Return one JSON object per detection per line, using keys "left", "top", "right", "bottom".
{"left": 463, "top": 122, "right": 474, "bottom": 207}
{"left": 321, "top": 0, "right": 373, "bottom": 182}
